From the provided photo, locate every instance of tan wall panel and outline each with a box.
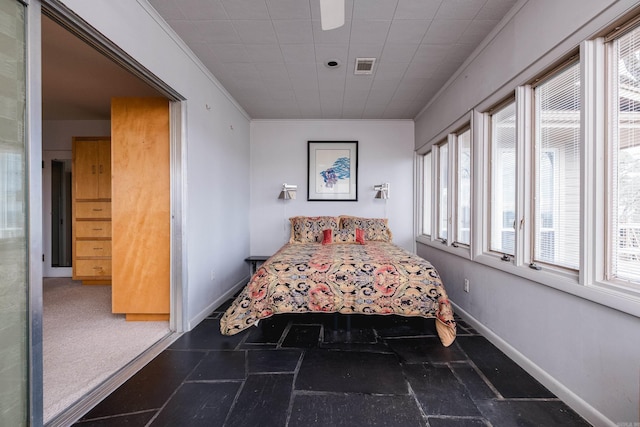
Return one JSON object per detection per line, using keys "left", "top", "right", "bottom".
{"left": 111, "top": 97, "right": 170, "bottom": 316}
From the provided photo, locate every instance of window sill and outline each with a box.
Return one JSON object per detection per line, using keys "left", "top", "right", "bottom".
{"left": 416, "top": 235, "right": 471, "bottom": 260}
{"left": 416, "top": 239, "right": 640, "bottom": 319}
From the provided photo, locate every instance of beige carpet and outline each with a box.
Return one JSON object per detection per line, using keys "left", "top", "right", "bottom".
{"left": 43, "top": 277, "right": 170, "bottom": 423}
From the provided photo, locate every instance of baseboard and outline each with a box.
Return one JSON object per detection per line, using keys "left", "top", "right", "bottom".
{"left": 187, "top": 276, "right": 249, "bottom": 330}
{"left": 45, "top": 331, "right": 181, "bottom": 427}
{"left": 452, "top": 303, "right": 615, "bottom": 427}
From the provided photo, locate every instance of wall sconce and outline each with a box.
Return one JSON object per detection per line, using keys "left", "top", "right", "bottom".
{"left": 278, "top": 183, "right": 297, "bottom": 200}
{"left": 373, "top": 183, "right": 390, "bottom": 199}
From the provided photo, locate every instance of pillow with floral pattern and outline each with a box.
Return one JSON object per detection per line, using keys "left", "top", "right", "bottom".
{"left": 339, "top": 216, "right": 392, "bottom": 242}
{"left": 289, "top": 216, "right": 339, "bottom": 243}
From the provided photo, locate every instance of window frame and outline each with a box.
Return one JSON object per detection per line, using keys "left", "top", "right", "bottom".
{"left": 453, "top": 126, "right": 472, "bottom": 247}
{"left": 416, "top": 113, "right": 473, "bottom": 258}
{"left": 436, "top": 139, "right": 449, "bottom": 243}
{"left": 601, "top": 23, "right": 640, "bottom": 293}
{"left": 486, "top": 97, "right": 518, "bottom": 258}
{"left": 529, "top": 59, "right": 582, "bottom": 273}
{"left": 421, "top": 151, "right": 433, "bottom": 237}
{"left": 415, "top": 14, "right": 640, "bottom": 319}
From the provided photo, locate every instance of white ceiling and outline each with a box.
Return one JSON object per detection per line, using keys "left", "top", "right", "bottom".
{"left": 41, "top": 0, "right": 518, "bottom": 121}
{"left": 148, "top": 0, "right": 518, "bottom": 119}
{"left": 42, "top": 15, "right": 163, "bottom": 121}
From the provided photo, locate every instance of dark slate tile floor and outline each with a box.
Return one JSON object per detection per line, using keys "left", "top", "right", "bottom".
{"left": 75, "top": 300, "right": 592, "bottom": 427}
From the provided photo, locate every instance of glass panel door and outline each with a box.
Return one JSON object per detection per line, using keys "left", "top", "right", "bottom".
{"left": 0, "top": 0, "right": 28, "bottom": 425}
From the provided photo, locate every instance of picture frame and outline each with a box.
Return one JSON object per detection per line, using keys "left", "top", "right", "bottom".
{"left": 307, "top": 141, "right": 358, "bottom": 201}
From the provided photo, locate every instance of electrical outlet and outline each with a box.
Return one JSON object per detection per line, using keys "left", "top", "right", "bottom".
{"left": 463, "top": 278, "right": 470, "bottom": 293}
{"left": 210, "top": 270, "right": 215, "bottom": 281}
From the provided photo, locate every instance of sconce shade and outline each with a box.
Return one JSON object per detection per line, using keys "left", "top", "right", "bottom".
{"left": 278, "top": 183, "right": 297, "bottom": 200}
{"left": 278, "top": 190, "right": 294, "bottom": 200}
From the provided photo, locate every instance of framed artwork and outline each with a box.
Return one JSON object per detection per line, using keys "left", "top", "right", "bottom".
{"left": 307, "top": 141, "right": 358, "bottom": 201}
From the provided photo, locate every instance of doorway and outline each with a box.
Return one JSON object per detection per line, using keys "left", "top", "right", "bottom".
{"left": 40, "top": 6, "right": 184, "bottom": 426}
{"left": 50, "top": 159, "right": 71, "bottom": 268}
{"left": 43, "top": 151, "right": 72, "bottom": 277}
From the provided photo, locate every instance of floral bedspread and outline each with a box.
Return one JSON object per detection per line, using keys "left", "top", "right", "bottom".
{"left": 220, "top": 242, "right": 456, "bottom": 346}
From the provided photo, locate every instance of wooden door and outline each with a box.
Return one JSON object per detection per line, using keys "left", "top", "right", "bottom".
{"left": 111, "top": 97, "right": 170, "bottom": 320}
{"left": 73, "top": 137, "right": 111, "bottom": 200}
{"left": 97, "top": 139, "right": 111, "bottom": 199}
{"left": 73, "top": 138, "right": 99, "bottom": 200}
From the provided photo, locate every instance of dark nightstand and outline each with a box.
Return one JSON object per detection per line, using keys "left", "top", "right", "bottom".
{"left": 244, "top": 256, "right": 270, "bottom": 275}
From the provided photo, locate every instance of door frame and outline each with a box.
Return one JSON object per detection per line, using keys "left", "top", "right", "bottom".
{"left": 42, "top": 150, "right": 72, "bottom": 278}
{"left": 31, "top": 1, "right": 187, "bottom": 425}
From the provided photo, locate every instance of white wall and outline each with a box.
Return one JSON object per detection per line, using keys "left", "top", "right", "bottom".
{"left": 60, "top": 0, "right": 252, "bottom": 328}
{"left": 418, "top": 244, "right": 640, "bottom": 426}
{"left": 42, "top": 120, "right": 111, "bottom": 150}
{"left": 414, "top": 0, "right": 640, "bottom": 425}
{"left": 250, "top": 120, "right": 414, "bottom": 255}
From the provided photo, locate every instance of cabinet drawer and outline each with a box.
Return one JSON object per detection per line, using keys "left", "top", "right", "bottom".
{"left": 76, "top": 240, "right": 112, "bottom": 257}
{"left": 75, "top": 202, "right": 111, "bottom": 219}
{"left": 75, "top": 221, "right": 111, "bottom": 238}
{"left": 75, "top": 259, "right": 112, "bottom": 277}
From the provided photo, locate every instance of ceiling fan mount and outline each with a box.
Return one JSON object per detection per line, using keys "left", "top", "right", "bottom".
{"left": 319, "top": 0, "right": 345, "bottom": 31}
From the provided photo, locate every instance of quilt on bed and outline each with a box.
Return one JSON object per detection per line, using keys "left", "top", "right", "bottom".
{"left": 220, "top": 241, "right": 456, "bottom": 346}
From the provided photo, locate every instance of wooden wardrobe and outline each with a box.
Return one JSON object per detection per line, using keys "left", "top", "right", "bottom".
{"left": 71, "top": 97, "right": 171, "bottom": 321}
{"left": 72, "top": 137, "right": 112, "bottom": 284}
{"left": 111, "top": 97, "right": 170, "bottom": 321}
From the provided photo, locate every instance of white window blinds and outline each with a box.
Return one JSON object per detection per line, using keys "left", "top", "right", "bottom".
{"left": 533, "top": 62, "right": 581, "bottom": 270}
{"left": 489, "top": 101, "right": 517, "bottom": 255}
{"left": 610, "top": 25, "right": 640, "bottom": 286}
{"left": 438, "top": 142, "right": 448, "bottom": 241}
{"left": 456, "top": 129, "right": 471, "bottom": 245}
{"left": 423, "top": 152, "right": 432, "bottom": 236}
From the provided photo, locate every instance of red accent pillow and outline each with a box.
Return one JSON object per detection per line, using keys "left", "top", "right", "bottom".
{"left": 356, "top": 228, "right": 366, "bottom": 245}
{"left": 322, "top": 229, "right": 333, "bottom": 245}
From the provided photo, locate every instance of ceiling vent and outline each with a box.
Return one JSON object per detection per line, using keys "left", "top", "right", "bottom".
{"left": 354, "top": 57, "right": 376, "bottom": 75}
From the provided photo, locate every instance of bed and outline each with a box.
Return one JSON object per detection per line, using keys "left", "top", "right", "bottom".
{"left": 220, "top": 216, "right": 456, "bottom": 347}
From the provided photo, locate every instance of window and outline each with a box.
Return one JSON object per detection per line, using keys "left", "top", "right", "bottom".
{"left": 417, "top": 10, "right": 640, "bottom": 309}
{"left": 533, "top": 61, "right": 581, "bottom": 270}
{"left": 421, "top": 126, "right": 472, "bottom": 248}
{"left": 437, "top": 142, "right": 448, "bottom": 241}
{"left": 422, "top": 152, "right": 432, "bottom": 236}
{"left": 456, "top": 128, "right": 471, "bottom": 245}
{"left": 489, "top": 101, "right": 516, "bottom": 255}
{"left": 608, "top": 24, "right": 640, "bottom": 287}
